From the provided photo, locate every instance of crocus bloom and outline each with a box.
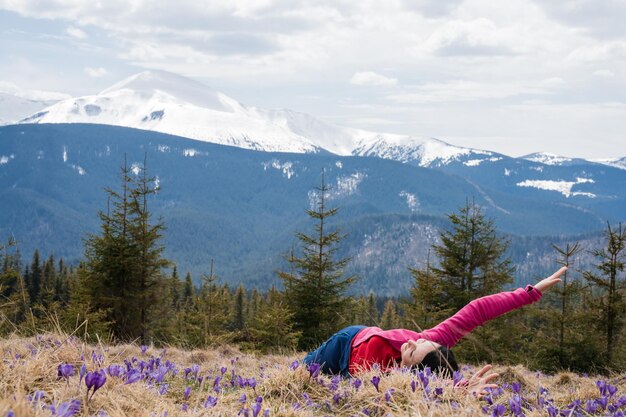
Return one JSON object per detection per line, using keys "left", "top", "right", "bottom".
{"left": 289, "top": 361, "right": 299, "bottom": 370}
{"left": 183, "top": 387, "right": 192, "bottom": 401}
{"left": 204, "top": 396, "right": 218, "bottom": 408}
{"left": 52, "top": 399, "right": 81, "bottom": 417}
{"left": 353, "top": 378, "right": 362, "bottom": 390}
{"left": 85, "top": 370, "right": 107, "bottom": 399}
{"left": 307, "top": 363, "right": 320, "bottom": 378}
{"left": 371, "top": 376, "right": 380, "bottom": 392}
{"left": 58, "top": 364, "right": 75, "bottom": 381}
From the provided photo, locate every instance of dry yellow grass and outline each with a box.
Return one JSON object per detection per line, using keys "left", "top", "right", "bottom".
{"left": 0, "top": 331, "right": 624, "bottom": 416}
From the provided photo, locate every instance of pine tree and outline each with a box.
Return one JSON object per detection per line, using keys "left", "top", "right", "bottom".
{"left": 406, "top": 250, "right": 453, "bottom": 331}
{"left": 432, "top": 201, "right": 514, "bottom": 310}
{"left": 249, "top": 287, "right": 300, "bottom": 352}
{"left": 0, "top": 237, "right": 30, "bottom": 334}
{"left": 583, "top": 223, "right": 626, "bottom": 366}
{"left": 379, "top": 299, "right": 400, "bottom": 329}
{"left": 27, "top": 249, "right": 42, "bottom": 305}
{"left": 278, "top": 173, "right": 356, "bottom": 349}
{"left": 82, "top": 156, "right": 169, "bottom": 343}
{"left": 231, "top": 284, "right": 247, "bottom": 332}
{"left": 183, "top": 272, "right": 194, "bottom": 306}
{"left": 412, "top": 201, "right": 515, "bottom": 362}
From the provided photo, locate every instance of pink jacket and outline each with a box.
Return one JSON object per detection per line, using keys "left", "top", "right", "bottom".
{"left": 352, "top": 285, "right": 543, "bottom": 350}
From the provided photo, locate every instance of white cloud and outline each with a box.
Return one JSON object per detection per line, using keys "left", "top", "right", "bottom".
{"left": 350, "top": 71, "right": 397, "bottom": 86}
{"left": 66, "top": 25, "right": 87, "bottom": 39}
{"left": 593, "top": 69, "right": 615, "bottom": 77}
{"left": 84, "top": 67, "right": 108, "bottom": 77}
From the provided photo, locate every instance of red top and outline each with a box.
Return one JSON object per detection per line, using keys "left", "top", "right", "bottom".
{"left": 348, "top": 286, "right": 542, "bottom": 374}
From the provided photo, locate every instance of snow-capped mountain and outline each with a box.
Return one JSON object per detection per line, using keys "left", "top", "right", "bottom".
{"left": 0, "top": 81, "right": 69, "bottom": 125}
{"left": 521, "top": 152, "right": 594, "bottom": 167}
{"left": 592, "top": 157, "right": 626, "bottom": 171}
{"left": 19, "top": 70, "right": 483, "bottom": 164}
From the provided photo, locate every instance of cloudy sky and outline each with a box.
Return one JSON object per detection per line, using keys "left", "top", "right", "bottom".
{"left": 1, "top": 0, "right": 625, "bottom": 158}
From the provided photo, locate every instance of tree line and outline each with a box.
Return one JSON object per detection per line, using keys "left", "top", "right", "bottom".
{"left": 0, "top": 161, "right": 624, "bottom": 373}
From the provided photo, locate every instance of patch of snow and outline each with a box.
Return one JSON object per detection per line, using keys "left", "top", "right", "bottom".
{"left": 131, "top": 163, "right": 142, "bottom": 175}
{"left": 332, "top": 172, "right": 366, "bottom": 198}
{"left": 516, "top": 177, "right": 596, "bottom": 198}
{"left": 504, "top": 168, "right": 511, "bottom": 176}
{"left": 63, "top": 146, "right": 68, "bottom": 162}
{"left": 335, "top": 161, "right": 343, "bottom": 169}
{"left": 71, "top": 164, "right": 86, "bottom": 175}
{"left": 399, "top": 191, "right": 420, "bottom": 212}
{"left": 462, "top": 157, "right": 502, "bottom": 167}
{"left": 37, "top": 150, "right": 44, "bottom": 160}
{"left": 530, "top": 166, "right": 544, "bottom": 172}
{"left": 308, "top": 172, "right": 366, "bottom": 207}
{"left": 154, "top": 176, "right": 160, "bottom": 190}
{"left": 523, "top": 152, "right": 573, "bottom": 166}
{"left": 0, "top": 154, "right": 15, "bottom": 165}
{"left": 262, "top": 159, "right": 295, "bottom": 179}
{"left": 183, "top": 148, "right": 206, "bottom": 157}
{"left": 158, "top": 145, "right": 170, "bottom": 153}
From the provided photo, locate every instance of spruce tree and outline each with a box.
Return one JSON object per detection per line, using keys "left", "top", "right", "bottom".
{"left": 379, "top": 299, "right": 400, "bottom": 329}
{"left": 583, "top": 223, "right": 626, "bottom": 366}
{"left": 432, "top": 201, "right": 514, "bottom": 310}
{"left": 82, "top": 157, "right": 168, "bottom": 343}
{"left": 279, "top": 173, "right": 356, "bottom": 349}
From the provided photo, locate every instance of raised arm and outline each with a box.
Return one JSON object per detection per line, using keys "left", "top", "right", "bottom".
{"left": 420, "top": 267, "right": 567, "bottom": 348}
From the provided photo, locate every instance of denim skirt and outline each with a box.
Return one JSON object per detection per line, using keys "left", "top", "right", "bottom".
{"left": 303, "top": 325, "right": 366, "bottom": 377}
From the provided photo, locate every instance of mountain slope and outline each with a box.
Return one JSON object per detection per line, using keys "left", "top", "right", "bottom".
{"left": 2, "top": 124, "right": 621, "bottom": 294}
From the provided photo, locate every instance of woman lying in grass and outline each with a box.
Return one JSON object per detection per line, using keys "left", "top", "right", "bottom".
{"left": 304, "top": 267, "right": 568, "bottom": 394}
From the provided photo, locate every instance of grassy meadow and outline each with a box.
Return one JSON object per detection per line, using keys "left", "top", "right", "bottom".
{"left": 1, "top": 332, "right": 625, "bottom": 417}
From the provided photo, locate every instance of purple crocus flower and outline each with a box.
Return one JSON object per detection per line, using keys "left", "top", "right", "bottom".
{"left": 221, "top": 366, "right": 227, "bottom": 375}
{"left": 410, "top": 380, "right": 417, "bottom": 393}
{"left": 51, "top": 399, "right": 81, "bottom": 417}
{"left": 307, "top": 363, "right": 320, "bottom": 378}
{"left": 289, "top": 361, "right": 299, "bottom": 370}
{"left": 7, "top": 410, "right": 14, "bottom": 417}
{"left": 491, "top": 404, "right": 506, "bottom": 417}
{"left": 124, "top": 369, "right": 141, "bottom": 385}
{"left": 28, "top": 390, "right": 46, "bottom": 404}
{"left": 85, "top": 370, "right": 107, "bottom": 399}
{"left": 183, "top": 386, "right": 192, "bottom": 401}
{"left": 213, "top": 376, "right": 222, "bottom": 393}
{"left": 58, "top": 364, "right": 75, "bottom": 381}
{"left": 239, "top": 393, "right": 247, "bottom": 404}
{"left": 371, "top": 375, "right": 380, "bottom": 392}
{"left": 353, "top": 378, "right": 362, "bottom": 390}
{"left": 585, "top": 400, "right": 598, "bottom": 414}
{"left": 140, "top": 345, "right": 148, "bottom": 355}
{"left": 106, "top": 364, "right": 125, "bottom": 378}
{"left": 204, "top": 396, "right": 218, "bottom": 408}
{"left": 384, "top": 388, "right": 395, "bottom": 403}
{"left": 452, "top": 371, "right": 463, "bottom": 386}
{"left": 78, "top": 364, "right": 87, "bottom": 387}
{"left": 191, "top": 364, "right": 200, "bottom": 378}
{"left": 251, "top": 402, "right": 262, "bottom": 417}
{"left": 158, "top": 384, "right": 169, "bottom": 395}
{"left": 249, "top": 378, "right": 257, "bottom": 390}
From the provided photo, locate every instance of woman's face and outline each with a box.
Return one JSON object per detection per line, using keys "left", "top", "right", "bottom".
{"left": 400, "top": 339, "right": 441, "bottom": 367}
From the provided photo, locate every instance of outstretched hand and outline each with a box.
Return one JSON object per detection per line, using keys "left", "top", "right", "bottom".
{"left": 534, "top": 266, "right": 568, "bottom": 293}
{"left": 465, "top": 364, "right": 499, "bottom": 397}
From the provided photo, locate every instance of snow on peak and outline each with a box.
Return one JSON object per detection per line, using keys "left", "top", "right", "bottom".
{"left": 522, "top": 152, "right": 573, "bottom": 166}
{"left": 352, "top": 134, "right": 491, "bottom": 167}
{"left": 99, "top": 70, "right": 233, "bottom": 112}
{"left": 592, "top": 157, "right": 626, "bottom": 170}
{"left": 17, "top": 70, "right": 484, "bottom": 159}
